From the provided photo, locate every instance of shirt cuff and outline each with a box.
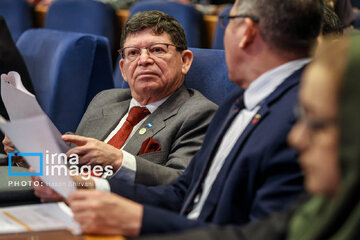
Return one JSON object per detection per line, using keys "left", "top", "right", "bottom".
{"left": 110, "top": 150, "right": 137, "bottom": 184}
{"left": 93, "top": 177, "right": 110, "bottom": 192}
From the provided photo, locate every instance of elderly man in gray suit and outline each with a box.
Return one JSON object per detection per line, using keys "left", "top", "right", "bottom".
{"left": 4, "top": 11, "right": 216, "bottom": 188}
{"left": 28, "top": 11, "right": 216, "bottom": 191}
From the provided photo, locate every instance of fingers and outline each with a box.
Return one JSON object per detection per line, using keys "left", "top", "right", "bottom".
{"left": 66, "top": 145, "right": 86, "bottom": 158}
{"left": 3, "top": 136, "right": 16, "bottom": 154}
{"left": 71, "top": 175, "right": 96, "bottom": 190}
{"left": 66, "top": 146, "right": 94, "bottom": 165}
{"left": 4, "top": 145, "right": 16, "bottom": 155}
{"left": 3, "top": 136, "right": 14, "bottom": 147}
{"left": 68, "top": 190, "right": 101, "bottom": 202}
{"left": 62, "top": 134, "right": 90, "bottom": 146}
{"left": 73, "top": 211, "right": 96, "bottom": 233}
{"left": 66, "top": 138, "right": 106, "bottom": 165}
{"left": 31, "top": 176, "right": 63, "bottom": 202}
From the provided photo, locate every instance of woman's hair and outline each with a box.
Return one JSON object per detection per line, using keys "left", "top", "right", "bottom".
{"left": 312, "top": 37, "right": 349, "bottom": 100}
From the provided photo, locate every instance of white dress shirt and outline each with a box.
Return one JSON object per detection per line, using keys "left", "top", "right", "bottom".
{"left": 186, "top": 58, "right": 310, "bottom": 219}
{"left": 93, "top": 96, "right": 168, "bottom": 191}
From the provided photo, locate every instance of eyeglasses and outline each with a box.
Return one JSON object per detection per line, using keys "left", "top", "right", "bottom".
{"left": 219, "top": 14, "right": 260, "bottom": 28}
{"left": 294, "top": 104, "right": 337, "bottom": 133}
{"left": 118, "top": 43, "right": 182, "bottom": 62}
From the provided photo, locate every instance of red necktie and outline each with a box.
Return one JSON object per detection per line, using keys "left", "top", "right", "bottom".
{"left": 108, "top": 106, "right": 150, "bottom": 149}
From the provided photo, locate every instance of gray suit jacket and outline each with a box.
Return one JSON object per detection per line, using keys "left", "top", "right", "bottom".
{"left": 75, "top": 85, "right": 217, "bottom": 186}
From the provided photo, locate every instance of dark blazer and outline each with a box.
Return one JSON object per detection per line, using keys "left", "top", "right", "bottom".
{"left": 75, "top": 85, "right": 218, "bottom": 186}
{"left": 135, "top": 194, "right": 311, "bottom": 240}
{"left": 109, "top": 68, "right": 305, "bottom": 234}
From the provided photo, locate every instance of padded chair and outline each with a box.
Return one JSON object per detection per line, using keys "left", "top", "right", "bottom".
{"left": 16, "top": 29, "right": 114, "bottom": 133}
{"left": 0, "top": 0, "right": 34, "bottom": 42}
{"left": 45, "top": 0, "right": 117, "bottom": 53}
{"left": 130, "top": 0, "right": 203, "bottom": 48}
{"left": 212, "top": 5, "right": 232, "bottom": 50}
{"left": 113, "top": 48, "right": 236, "bottom": 105}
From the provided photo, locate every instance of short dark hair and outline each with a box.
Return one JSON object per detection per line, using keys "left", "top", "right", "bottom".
{"left": 321, "top": 3, "right": 343, "bottom": 36}
{"left": 120, "top": 10, "right": 187, "bottom": 51}
{"left": 235, "top": 0, "right": 323, "bottom": 55}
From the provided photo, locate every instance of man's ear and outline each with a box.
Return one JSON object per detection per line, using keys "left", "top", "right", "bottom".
{"left": 239, "top": 18, "right": 258, "bottom": 49}
{"left": 180, "top": 50, "right": 194, "bottom": 75}
{"left": 119, "top": 59, "right": 128, "bottom": 83}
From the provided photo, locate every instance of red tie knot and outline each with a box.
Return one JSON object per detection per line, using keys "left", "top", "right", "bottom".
{"left": 127, "top": 106, "right": 150, "bottom": 126}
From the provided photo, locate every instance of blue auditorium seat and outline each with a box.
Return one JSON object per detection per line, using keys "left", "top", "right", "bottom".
{"left": 113, "top": 48, "right": 236, "bottom": 105}
{"left": 130, "top": 0, "right": 203, "bottom": 48}
{"left": 0, "top": 0, "right": 34, "bottom": 42}
{"left": 212, "top": 5, "right": 232, "bottom": 49}
{"left": 45, "top": 0, "right": 117, "bottom": 52}
{"left": 17, "top": 29, "right": 114, "bottom": 133}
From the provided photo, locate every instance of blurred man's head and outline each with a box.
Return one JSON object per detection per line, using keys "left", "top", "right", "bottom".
{"left": 119, "top": 11, "right": 193, "bottom": 105}
{"left": 224, "top": 0, "right": 323, "bottom": 88}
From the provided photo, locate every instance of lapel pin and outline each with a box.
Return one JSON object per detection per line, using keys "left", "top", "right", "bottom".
{"left": 252, "top": 114, "right": 261, "bottom": 124}
{"left": 139, "top": 128, "right": 147, "bottom": 135}
{"left": 147, "top": 123, "right": 153, "bottom": 128}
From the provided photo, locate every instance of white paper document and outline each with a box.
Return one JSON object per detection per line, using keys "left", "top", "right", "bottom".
{"left": 0, "top": 72, "right": 75, "bottom": 198}
{"left": 0, "top": 203, "right": 81, "bottom": 235}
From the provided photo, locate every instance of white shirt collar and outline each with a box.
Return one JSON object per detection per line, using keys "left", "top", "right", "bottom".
{"left": 244, "top": 58, "right": 311, "bottom": 110}
{"left": 129, "top": 96, "right": 170, "bottom": 113}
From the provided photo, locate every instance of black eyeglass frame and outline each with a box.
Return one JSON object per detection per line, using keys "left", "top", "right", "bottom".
{"left": 118, "top": 43, "right": 185, "bottom": 60}
{"left": 219, "top": 14, "right": 260, "bottom": 28}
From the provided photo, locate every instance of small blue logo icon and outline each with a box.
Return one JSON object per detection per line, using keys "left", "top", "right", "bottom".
{"left": 8, "top": 150, "right": 43, "bottom": 176}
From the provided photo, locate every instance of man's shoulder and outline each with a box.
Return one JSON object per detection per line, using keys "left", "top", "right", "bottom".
{"left": 156, "top": 86, "right": 218, "bottom": 122}
{"left": 90, "top": 88, "right": 132, "bottom": 106}
{"left": 182, "top": 88, "right": 218, "bottom": 110}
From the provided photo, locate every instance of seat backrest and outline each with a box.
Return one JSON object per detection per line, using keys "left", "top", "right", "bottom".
{"left": 0, "top": 0, "right": 34, "bottom": 42}
{"left": 130, "top": 0, "right": 203, "bottom": 48}
{"left": 113, "top": 48, "right": 236, "bottom": 105}
{"left": 45, "top": 0, "right": 116, "bottom": 52}
{"left": 212, "top": 5, "right": 232, "bottom": 50}
{"left": 113, "top": 55, "right": 123, "bottom": 88}
{"left": 17, "top": 29, "right": 114, "bottom": 133}
{"left": 185, "top": 48, "right": 235, "bottom": 105}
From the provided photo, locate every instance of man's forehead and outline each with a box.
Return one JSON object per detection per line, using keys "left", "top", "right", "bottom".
{"left": 124, "top": 29, "right": 173, "bottom": 46}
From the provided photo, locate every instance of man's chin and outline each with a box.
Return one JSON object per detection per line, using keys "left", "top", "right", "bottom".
{"left": 135, "top": 74, "right": 160, "bottom": 81}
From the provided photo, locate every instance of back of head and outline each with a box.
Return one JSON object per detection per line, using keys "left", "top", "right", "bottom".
{"left": 235, "top": 0, "right": 323, "bottom": 56}
{"left": 120, "top": 10, "right": 187, "bottom": 51}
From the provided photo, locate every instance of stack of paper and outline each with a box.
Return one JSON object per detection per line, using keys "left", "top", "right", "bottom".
{"left": 0, "top": 203, "right": 81, "bottom": 235}
{"left": 0, "top": 71, "right": 75, "bottom": 198}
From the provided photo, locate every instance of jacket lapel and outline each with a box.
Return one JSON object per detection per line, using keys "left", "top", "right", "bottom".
{"left": 82, "top": 100, "right": 131, "bottom": 141}
{"left": 123, "top": 113, "right": 166, "bottom": 155}
{"left": 123, "top": 85, "right": 190, "bottom": 155}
